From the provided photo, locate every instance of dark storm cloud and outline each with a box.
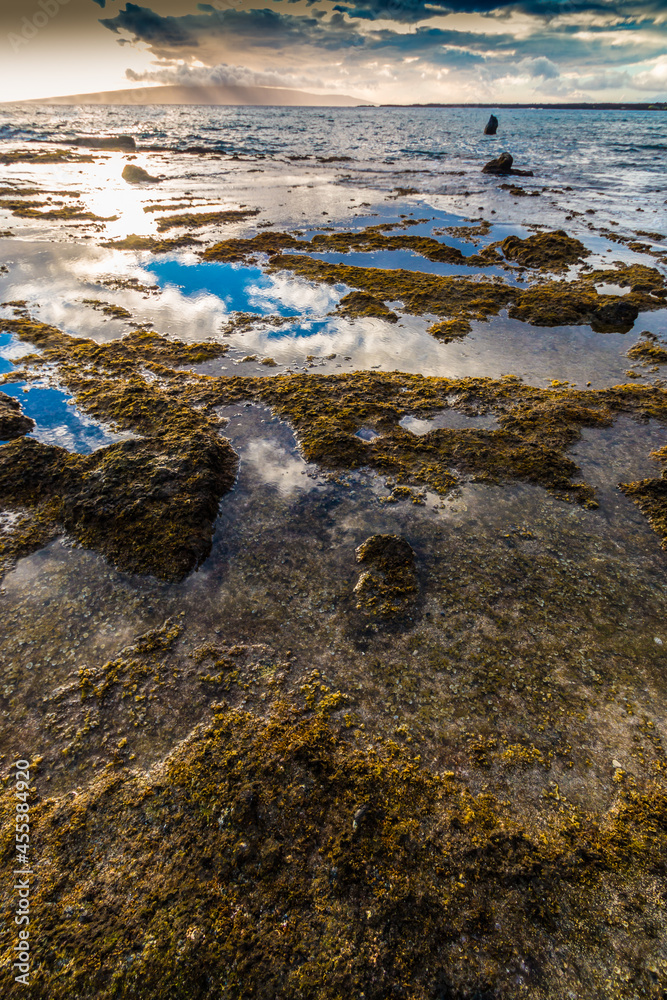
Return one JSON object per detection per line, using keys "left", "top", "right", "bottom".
{"left": 100, "top": 4, "right": 369, "bottom": 51}
{"left": 100, "top": 3, "right": 198, "bottom": 45}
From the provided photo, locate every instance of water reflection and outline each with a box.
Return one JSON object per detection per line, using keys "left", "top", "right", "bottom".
{"left": 1, "top": 379, "right": 132, "bottom": 454}
{"left": 400, "top": 411, "right": 498, "bottom": 434}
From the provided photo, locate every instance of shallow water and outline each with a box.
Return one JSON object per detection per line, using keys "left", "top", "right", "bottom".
{"left": 1, "top": 106, "right": 667, "bottom": 789}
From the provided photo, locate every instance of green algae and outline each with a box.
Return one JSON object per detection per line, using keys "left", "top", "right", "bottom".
{"left": 81, "top": 299, "right": 133, "bottom": 320}
{"left": 201, "top": 227, "right": 666, "bottom": 339}
{"left": 336, "top": 291, "right": 398, "bottom": 323}
{"left": 493, "top": 230, "right": 588, "bottom": 270}
{"left": 270, "top": 256, "right": 515, "bottom": 337}
{"left": 5, "top": 317, "right": 667, "bottom": 563}
{"left": 0, "top": 149, "right": 95, "bottom": 165}
{"left": 0, "top": 198, "right": 117, "bottom": 223}
{"left": 102, "top": 233, "right": 202, "bottom": 252}
{"left": 0, "top": 322, "right": 235, "bottom": 580}
{"left": 100, "top": 276, "right": 160, "bottom": 295}
{"left": 221, "top": 312, "right": 295, "bottom": 336}
{"left": 3, "top": 702, "right": 667, "bottom": 1000}
{"left": 156, "top": 208, "right": 260, "bottom": 232}
{"left": 508, "top": 264, "right": 665, "bottom": 332}
{"left": 619, "top": 445, "right": 667, "bottom": 549}
{"left": 627, "top": 332, "right": 667, "bottom": 367}
{"left": 442, "top": 220, "right": 492, "bottom": 241}
{"left": 202, "top": 224, "right": 501, "bottom": 269}
{"left": 3, "top": 319, "right": 667, "bottom": 571}
{"left": 179, "top": 370, "right": 667, "bottom": 521}
{"left": 202, "top": 230, "right": 303, "bottom": 263}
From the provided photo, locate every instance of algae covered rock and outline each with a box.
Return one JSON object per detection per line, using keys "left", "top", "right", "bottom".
{"left": 121, "top": 164, "right": 160, "bottom": 184}
{"left": 593, "top": 298, "right": 639, "bottom": 331}
{"left": 0, "top": 432, "right": 237, "bottom": 581}
{"left": 0, "top": 321, "right": 237, "bottom": 581}
{"left": 0, "top": 391, "right": 34, "bottom": 440}
{"left": 497, "top": 230, "right": 589, "bottom": 271}
{"left": 337, "top": 291, "right": 398, "bottom": 323}
{"left": 354, "top": 533, "right": 418, "bottom": 617}
{"left": 619, "top": 469, "right": 667, "bottom": 549}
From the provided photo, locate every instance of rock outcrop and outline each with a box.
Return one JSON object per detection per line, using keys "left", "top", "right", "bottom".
{"left": 122, "top": 164, "right": 160, "bottom": 184}
{"left": 0, "top": 392, "right": 34, "bottom": 441}
{"left": 484, "top": 114, "right": 498, "bottom": 135}
{"left": 482, "top": 151, "right": 534, "bottom": 177}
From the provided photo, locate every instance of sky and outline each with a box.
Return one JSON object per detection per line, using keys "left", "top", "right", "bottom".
{"left": 1, "top": 0, "right": 667, "bottom": 103}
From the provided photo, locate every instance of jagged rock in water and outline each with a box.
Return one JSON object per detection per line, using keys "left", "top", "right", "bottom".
{"left": 484, "top": 114, "right": 499, "bottom": 135}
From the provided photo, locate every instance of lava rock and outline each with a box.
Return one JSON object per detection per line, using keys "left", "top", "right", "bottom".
{"left": 593, "top": 299, "right": 639, "bottom": 331}
{"left": 0, "top": 392, "right": 34, "bottom": 441}
{"left": 482, "top": 152, "right": 534, "bottom": 177}
{"left": 484, "top": 114, "right": 499, "bottom": 135}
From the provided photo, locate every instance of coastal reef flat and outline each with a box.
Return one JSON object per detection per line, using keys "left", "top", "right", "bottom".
{"left": 1, "top": 106, "right": 667, "bottom": 1000}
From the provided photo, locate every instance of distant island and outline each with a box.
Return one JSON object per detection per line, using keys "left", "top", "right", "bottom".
{"left": 12, "top": 84, "right": 368, "bottom": 107}
{"left": 7, "top": 90, "right": 665, "bottom": 110}
{"left": 381, "top": 102, "right": 667, "bottom": 110}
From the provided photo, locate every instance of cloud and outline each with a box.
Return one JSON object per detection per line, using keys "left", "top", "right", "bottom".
{"left": 289, "top": 0, "right": 667, "bottom": 21}
{"left": 126, "top": 61, "right": 327, "bottom": 90}
{"left": 97, "top": 0, "right": 667, "bottom": 103}
{"left": 101, "top": 3, "right": 198, "bottom": 47}
{"left": 514, "top": 56, "right": 561, "bottom": 79}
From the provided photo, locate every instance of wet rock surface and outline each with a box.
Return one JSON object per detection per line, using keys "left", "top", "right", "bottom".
{"left": 122, "top": 164, "right": 160, "bottom": 184}
{"left": 0, "top": 391, "right": 33, "bottom": 440}
{"left": 482, "top": 151, "right": 534, "bottom": 177}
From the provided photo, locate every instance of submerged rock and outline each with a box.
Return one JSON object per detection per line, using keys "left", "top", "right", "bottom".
{"left": 354, "top": 533, "right": 418, "bottom": 617}
{"left": 0, "top": 392, "right": 34, "bottom": 440}
{"left": 121, "top": 164, "right": 160, "bottom": 184}
{"left": 482, "top": 151, "right": 534, "bottom": 177}
{"left": 484, "top": 114, "right": 499, "bottom": 135}
{"left": 620, "top": 463, "right": 667, "bottom": 548}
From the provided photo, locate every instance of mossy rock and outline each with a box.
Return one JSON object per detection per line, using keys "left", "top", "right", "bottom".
{"left": 122, "top": 164, "right": 160, "bottom": 184}
{"left": 354, "top": 533, "right": 419, "bottom": 617}
{"left": 0, "top": 392, "right": 33, "bottom": 440}
{"left": 3, "top": 704, "right": 667, "bottom": 999}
